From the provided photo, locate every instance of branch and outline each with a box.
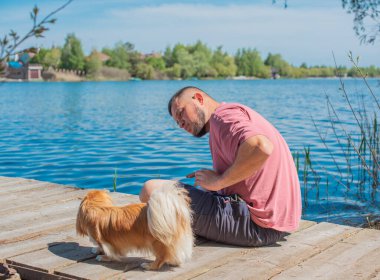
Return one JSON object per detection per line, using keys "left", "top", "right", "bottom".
{"left": 0, "top": 0, "right": 72, "bottom": 63}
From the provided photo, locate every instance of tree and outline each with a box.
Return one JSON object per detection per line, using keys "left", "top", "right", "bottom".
{"left": 191, "top": 42, "right": 213, "bottom": 78}
{"left": 264, "top": 53, "right": 292, "bottom": 77}
{"left": 342, "top": 0, "right": 380, "bottom": 44}
{"left": 135, "top": 62, "right": 155, "bottom": 79}
{"left": 235, "top": 48, "right": 270, "bottom": 78}
{"left": 275, "top": 0, "right": 380, "bottom": 44}
{"left": 43, "top": 47, "right": 61, "bottom": 69}
{"left": 61, "top": 33, "right": 85, "bottom": 70}
{"left": 0, "top": 1, "right": 72, "bottom": 76}
{"left": 146, "top": 56, "right": 165, "bottom": 71}
{"left": 85, "top": 50, "right": 102, "bottom": 78}
{"left": 211, "top": 46, "right": 237, "bottom": 77}
{"left": 30, "top": 47, "right": 62, "bottom": 69}
{"left": 103, "top": 43, "right": 131, "bottom": 71}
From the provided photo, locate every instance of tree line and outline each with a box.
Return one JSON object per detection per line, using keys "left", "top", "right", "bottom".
{"left": 30, "top": 33, "right": 380, "bottom": 80}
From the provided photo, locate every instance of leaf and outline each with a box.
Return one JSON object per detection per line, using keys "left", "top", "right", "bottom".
{"left": 9, "top": 30, "right": 17, "bottom": 39}
{"left": 33, "top": 5, "right": 39, "bottom": 16}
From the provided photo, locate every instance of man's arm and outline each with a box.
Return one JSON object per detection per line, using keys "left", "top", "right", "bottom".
{"left": 187, "top": 135, "right": 273, "bottom": 191}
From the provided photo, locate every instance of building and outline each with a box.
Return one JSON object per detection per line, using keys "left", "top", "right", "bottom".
{"left": 5, "top": 52, "right": 43, "bottom": 81}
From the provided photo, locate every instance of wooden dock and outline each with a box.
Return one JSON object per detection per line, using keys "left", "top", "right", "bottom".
{"left": 0, "top": 176, "right": 379, "bottom": 280}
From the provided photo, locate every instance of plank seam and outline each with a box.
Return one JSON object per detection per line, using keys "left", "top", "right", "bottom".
{"left": 266, "top": 228, "right": 364, "bottom": 279}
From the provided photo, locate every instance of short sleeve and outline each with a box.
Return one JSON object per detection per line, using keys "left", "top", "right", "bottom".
{"left": 213, "top": 105, "right": 265, "bottom": 158}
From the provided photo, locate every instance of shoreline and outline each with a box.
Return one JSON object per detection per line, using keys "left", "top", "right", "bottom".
{"left": 1, "top": 76, "right": 379, "bottom": 83}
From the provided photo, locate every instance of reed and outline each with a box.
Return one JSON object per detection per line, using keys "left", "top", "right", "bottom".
{"left": 296, "top": 53, "right": 379, "bottom": 227}
{"left": 113, "top": 168, "right": 118, "bottom": 192}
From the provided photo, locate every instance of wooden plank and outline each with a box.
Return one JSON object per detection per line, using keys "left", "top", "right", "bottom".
{"left": 0, "top": 177, "right": 28, "bottom": 188}
{"left": 2, "top": 176, "right": 375, "bottom": 280}
{"left": 0, "top": 225, "right": 76, "bottom": 262}
{"left": 0, "top": 177, "right": 23, "bottom": 184}
{"left": 272, "top": 228, "right": 380, "bottom": 280}
{"left": 190, "top": 222, "right": 361, "bottom": 280}
{"left": 0, "top": 179, "right": 36, "bottom": 191}
{"left": 56, "top": 214, "right": 316, "bottom": 279}
{"left": 0, "top": 189, "right": 138, "bottom": 215}
{"left": 296, "top": 219, "right": 316, "bottom": 232}
{"left": 0, "top": 199, "right": 80, "bottom": 243}
{"left": 54, "top": 255, "right": 148, "bottom": 280}
{"left": 113, "top": 242, "right": 250, "bottom": 280}
{"left": 0, "top": 184, "right": 77, "bottom": 203}
{"left": 0, "top": 198, "right": 80, "bottom": 229}
{"left": 8, "top": 263, "right": 75, "bottom": 280}
{"left": 0, "top": 188, "right": 85, "bottom": 215}
{"left": 7, "top": 241, "right": 95, "bottom": 274}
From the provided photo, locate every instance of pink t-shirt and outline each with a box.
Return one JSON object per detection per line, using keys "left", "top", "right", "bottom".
{"left": 209, "top": 103, "right": 301, "bottom": 232}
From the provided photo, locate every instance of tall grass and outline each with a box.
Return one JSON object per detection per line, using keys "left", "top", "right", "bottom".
{"left": 297, "top": 53, "right": 379, "bottom": 228}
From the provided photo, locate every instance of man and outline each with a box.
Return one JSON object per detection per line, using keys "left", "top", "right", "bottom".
{"left": 140, "top": 86, "right": 301, "bottom": 246}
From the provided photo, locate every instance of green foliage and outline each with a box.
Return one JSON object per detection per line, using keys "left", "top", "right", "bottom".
{"left": 211, "top": 46, "right": 236, "bottom": 77}
{"left": 30, "top": 47, "right": 61, "bottom": 69}
{"left": 0, "top": 1, "right": 72, "bottom": 76}
{"left": 61, "top": 33, "right": 85, "bottom": 70}
{"left": 146, "top": 56, "right": 165, "bottom": 71}
{"left": 103, "top": 42, "right": 132, "bottom": 71}
{"left": 135, "top": 62, "right": 155, "bottom": 79}
{"left": 44, "top": 48, "right": 61, "bottom": 69}
{"left": 342, "top": 0, "right": 380, "bottom": 44}
{"left": 235, "top": 48, "right": 271, "bottom": 78}
{"left": 264, "top": 53, "right": 292, "bottom": 77}
{"left": 85, "top": 50, "right": 102, "bottom": 78}
{"left": 165, "top": 63, "right": 182, "bottom": 79}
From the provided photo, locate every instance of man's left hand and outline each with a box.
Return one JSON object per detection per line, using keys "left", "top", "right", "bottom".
{"left": 186, "top": 169, "right": 223, "bottom": 191}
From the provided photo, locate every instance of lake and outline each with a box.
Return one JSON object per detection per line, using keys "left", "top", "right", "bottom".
{"left": 0, "top": 79, "right": 379, "bottom": 226}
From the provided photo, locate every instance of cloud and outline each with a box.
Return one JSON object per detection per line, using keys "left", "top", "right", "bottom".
{"left": 1, "top": 2, "right": 378, "bottom": 66}
{"left": 100, "top": 3, "right": 379, "bottom": 66}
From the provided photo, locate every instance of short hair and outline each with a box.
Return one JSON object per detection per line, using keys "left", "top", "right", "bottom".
{"left": 167, "top": 86, "right": 205, "bottom": 116}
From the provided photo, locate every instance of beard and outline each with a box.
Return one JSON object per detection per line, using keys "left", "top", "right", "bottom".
{"left": 192, "top": 106, "right": 207, "bottom": 138}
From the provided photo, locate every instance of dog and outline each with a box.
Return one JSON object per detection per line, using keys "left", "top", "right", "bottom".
{"left": 76, "top": 184, "right": 193, "bottom": 270}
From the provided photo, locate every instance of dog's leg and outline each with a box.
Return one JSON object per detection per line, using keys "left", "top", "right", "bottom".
{"left": 91, "top": 247, "right": 103, "bottom": 254}
{"left": 141, "top": 242, "right": 169, "bottom": 270}
{"left": 95, "top": 255, "right": 113, "bottom": 262}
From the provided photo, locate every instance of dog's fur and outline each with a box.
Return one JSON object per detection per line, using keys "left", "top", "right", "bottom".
{"left": 76, "top": 185, "right": 193, "bottom": 270}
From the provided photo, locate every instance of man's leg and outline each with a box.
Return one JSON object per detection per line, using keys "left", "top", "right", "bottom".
{"left": 181, "top": 184, "right": 286, "bottom": 247}
{"left": 140, "top": 179, "right": 177, "bottom": 202}
{"left": 140, "top": 180, "right": 285, "bottom": 247}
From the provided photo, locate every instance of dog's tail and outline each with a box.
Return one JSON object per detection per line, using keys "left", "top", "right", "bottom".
{"left": 147, "top": 183, "right": 193, "bottom": 263}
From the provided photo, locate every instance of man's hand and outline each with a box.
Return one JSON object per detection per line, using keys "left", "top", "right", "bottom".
{"left": 186, "top": 169, "right": 223, "bottom": 191}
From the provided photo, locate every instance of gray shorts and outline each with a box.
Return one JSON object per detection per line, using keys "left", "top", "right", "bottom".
{"left": 182, "top": 183, "right": 286, "bottom": 247}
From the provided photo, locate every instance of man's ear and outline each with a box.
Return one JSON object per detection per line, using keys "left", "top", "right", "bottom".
{"left": 193, "top": 92, "right": 204, "bottom": 105}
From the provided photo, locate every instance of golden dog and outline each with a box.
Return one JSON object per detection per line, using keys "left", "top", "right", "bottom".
{"left": 76, "top": 185, "right": 193, "bottom": 270}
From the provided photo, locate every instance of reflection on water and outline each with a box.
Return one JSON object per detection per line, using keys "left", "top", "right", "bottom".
{"left": 0, "top": 79, "right": 379, "bottom": 226}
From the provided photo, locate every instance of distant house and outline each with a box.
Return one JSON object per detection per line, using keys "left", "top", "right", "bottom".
{"left": 271, "top": 67, "right": 280, "bottom": 79}
{"left": 96, "top": 52, "right": 110, "bottom": 63}
{"left": 27, "top": 64, "right": 43, "bottom": 80}
{"left": 5, "top": 52, "right": 43, "bottom": 81}
{"left": 91, "top": 51, "right": 110, "bottom": 63}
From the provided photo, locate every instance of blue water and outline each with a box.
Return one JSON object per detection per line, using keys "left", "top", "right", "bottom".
{"left": 0, "top": 79, "right": 379, "bottom": 226}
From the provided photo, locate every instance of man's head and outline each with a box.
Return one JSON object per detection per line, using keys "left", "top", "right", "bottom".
{"left": 168, "top": 86, "right": 216, "bottom": 138}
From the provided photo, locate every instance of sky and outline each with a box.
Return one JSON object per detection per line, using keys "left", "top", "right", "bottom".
{"left": 0, "top": 0, "right": 379, "bottom": 67}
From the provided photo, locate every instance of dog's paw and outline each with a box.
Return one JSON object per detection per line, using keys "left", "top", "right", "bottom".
{"left": 140, "top": 262, "right": 152, "bottom": 270}
{"left": 91, "top": 247, "right": 101, "bottom": 254}
{"left": 96, "top": 255, "right": 112, "bottom": 262}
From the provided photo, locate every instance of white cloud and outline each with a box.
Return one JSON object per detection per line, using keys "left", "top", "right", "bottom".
{"left": 1, "top": 2, "right": 379, "bottom": 66}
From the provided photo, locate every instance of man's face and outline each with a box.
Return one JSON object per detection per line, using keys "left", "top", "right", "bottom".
{"left": 171, "top": 95, "right": 207, "bottom": 138}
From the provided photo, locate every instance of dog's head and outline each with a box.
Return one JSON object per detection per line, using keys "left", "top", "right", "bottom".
{"left": 76, "top": 190, "right": 113, "bottom": 236}
{"left": 82, "top": 190, "right": 113, "bottom": 206}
